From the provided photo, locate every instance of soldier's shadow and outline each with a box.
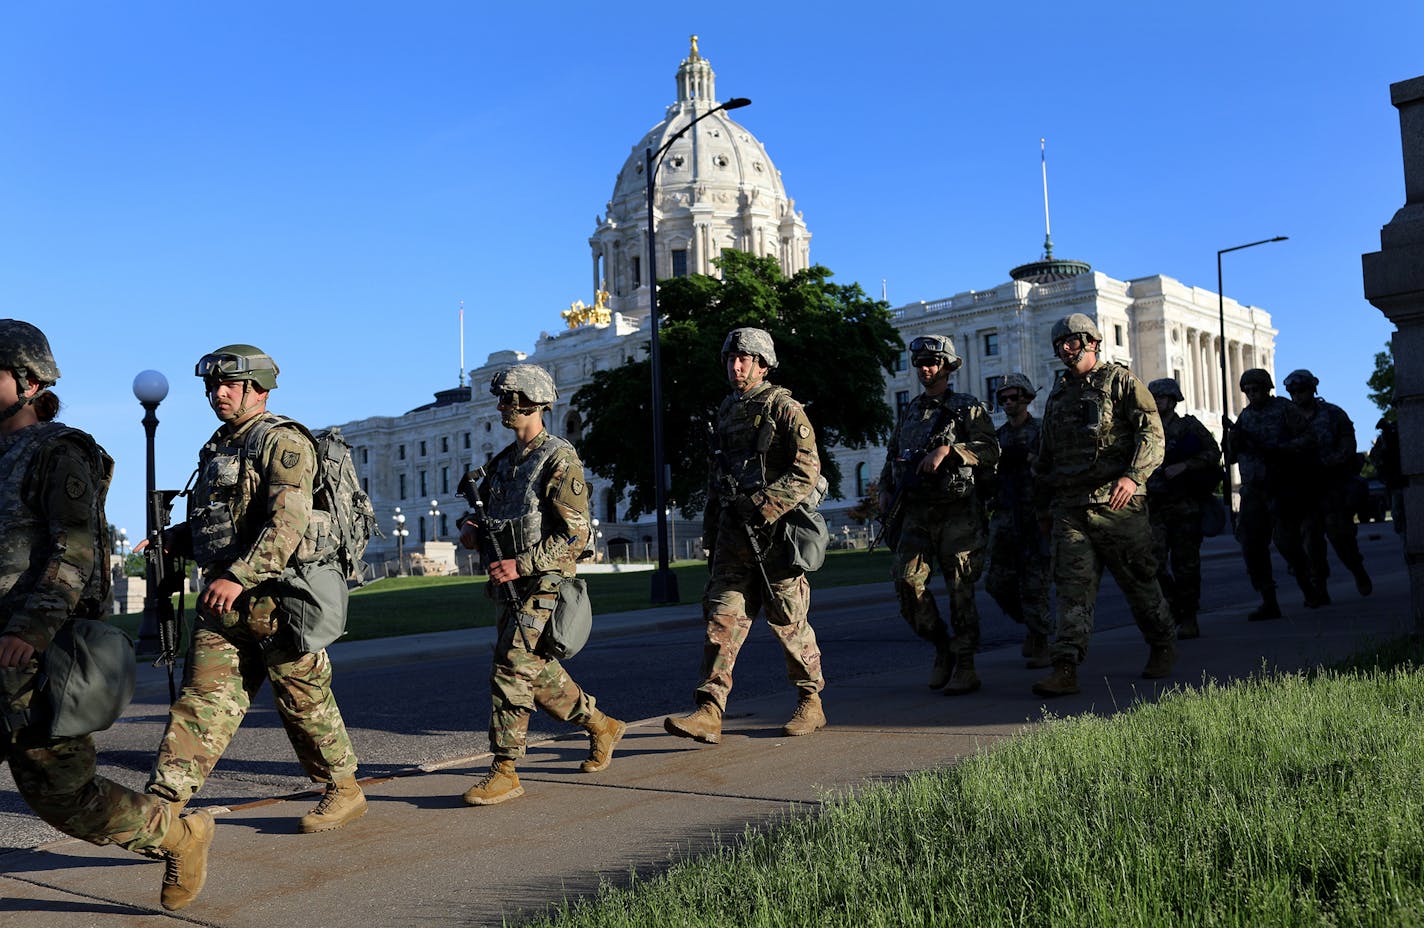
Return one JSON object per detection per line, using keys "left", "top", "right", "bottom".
{"left": 0, "top": 898, "right": 153, "bottom": 916}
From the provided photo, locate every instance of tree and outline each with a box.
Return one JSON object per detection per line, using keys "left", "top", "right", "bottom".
{"left": 1367, "top": 341, "right": 1394, "bottom": 422}
{"left": 573, "top": 251, "right": 902, "bottom": 520}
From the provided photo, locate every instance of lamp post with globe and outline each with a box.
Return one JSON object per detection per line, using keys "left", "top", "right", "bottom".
{"left": 132, "top": 369, "right": 169, "bottom": 656}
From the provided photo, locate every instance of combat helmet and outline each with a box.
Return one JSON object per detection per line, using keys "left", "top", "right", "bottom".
{"left": 1147, "top": 377, "right": 1185, "bottom": 402}
{"left": 1239, "top": 368, "right": 1274, "bottom": 390}
{"left": 1050, "top": 312, "right": 1104, "bottom": 348}
{"left": 195, "top": 344, "right": 280, "bottom": 391}
{"left": 908, "top": 334, "right": 961, "bottom": 371}
{"left": 490, "top": 363, "right": 557, "bottom": 406}
{"left": 0, "top": 319, "right": 61, "bottom": 387}
{"left": 1282, "top": 369, "right": 1319, "bottom": 393}
{"left": 996, "top": 372, "right": 1037, "bottom": 400}
{"left": 721, "top": 327, "right": 777, "bottom": 369}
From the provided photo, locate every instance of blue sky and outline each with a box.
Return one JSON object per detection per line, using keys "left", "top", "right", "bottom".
{"left": 2, "top": 2, "right": 1418, "bottom": 538}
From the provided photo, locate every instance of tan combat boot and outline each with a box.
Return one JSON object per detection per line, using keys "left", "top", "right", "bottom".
{"left": 944, "top": 654, "right": 981, "bottom": 696}
{"left": 159, "top": 810, "right": 215, "bottom": 912}
{"left": 783, "top": 692, "right": 826, "bottom": 736}
{"left": 581, "top": 710, "right": 628, "bottom": 773}
{"left": 1141, "top": 644, "right": 1176, "bottom": 680}
{"left": 1023, "top": 632, "right": 1051, "bottom": 669}
{"left": 299, "top": 776, "right": 367, "bottom": 834}
{"left": 1032, "top": 661, "right": 1079, "bottom": 697}
{"left": 462, "top": 760, "right": 524, "bottom": 806}
{"left": 664, "top": 702, "right": 723, "bottom": 744}
{"left": 928, "top": 645, "right": 954, "bottom": 690}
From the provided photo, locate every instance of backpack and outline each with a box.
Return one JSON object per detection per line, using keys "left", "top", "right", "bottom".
{"left": 243, "top": 417, "right": 382, "bottom": 585}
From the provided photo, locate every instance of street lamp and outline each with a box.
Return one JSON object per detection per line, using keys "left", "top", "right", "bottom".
{"left": 1217, "top": 235, "right": 1287, "bottom": 522}
{"left": 117, "top": 527, "right": 129, "bottom": 558}
{"left": 133, "top": 369, "right": 169, "bottom": 656}
{"left": 645, "top": 94, "right": 752, "bottom": 603}
{"left": 393, "top": 508, "right": 409, "bottom": 576}
{"left": 591, "top": 518, "right": 601, "bottom": 562}
{"left": 428, "top": 499, "right": 442, "bottom": 542}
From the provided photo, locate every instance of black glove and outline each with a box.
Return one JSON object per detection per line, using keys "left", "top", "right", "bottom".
{"left": 734, "top": 494, "right": 764, "bottom": 526}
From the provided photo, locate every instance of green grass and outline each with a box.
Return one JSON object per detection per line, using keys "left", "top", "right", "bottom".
{"left": 523, "top": 637, "right": 1424, "bottom": 928}
{"left": 109, "top": 547, "right": 895, "bottom": 643}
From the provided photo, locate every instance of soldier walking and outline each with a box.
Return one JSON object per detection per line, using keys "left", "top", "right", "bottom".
{"left": 148, "top": 345, "right": 366, "bottom": 834}
{"left": 665, "top": 328, "right": 827, "bottom": 743}
{"left": 1032, "top": 314, "right": 1177, "bottom": 697}
{"left": 0, "top": 320, "right": 212, "bottom": 912}
{"left": 1283, "top": 369, "right": 1373, "bottom": 599}
{"left": 984, "top": 373, "right": 1054, "bottom": 668}
{"left": 1145, "top": 378, "right": 1221, "bottom": 640}
{"left": 877, "top": 335, "right": 999, "bottom": 693}
{"left": 457, "top": 364, "right": 625, "bottom": 805}
{"left": 1225, "top": 368, "right": 1323, "bottom": 619}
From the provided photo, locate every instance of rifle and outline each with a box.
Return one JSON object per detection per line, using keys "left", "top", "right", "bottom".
{"left": 146, "top": 489, "right": 186, "bottom": 703}
{"left": 869, "top": 400, "right": 964, "bottom": 552}
{"left": 456, "top": 469, "right": 536, "bottom": 650}
{"left": 707, "top": 422, "right": 781, "bottom": 613}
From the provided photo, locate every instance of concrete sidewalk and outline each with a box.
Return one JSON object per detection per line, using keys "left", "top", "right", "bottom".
{"left": 0, "top": 545, "right": 1411, "bottom": 927}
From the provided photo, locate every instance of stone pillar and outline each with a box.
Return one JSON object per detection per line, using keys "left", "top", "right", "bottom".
{"left": 1362, "top": 74, "right": 1424, "bottom": 633}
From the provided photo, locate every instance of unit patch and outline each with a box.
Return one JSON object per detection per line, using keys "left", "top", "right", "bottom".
{"left": 65, "top": 473, "right": 87, "bottom": 500}
{"left": 281, "top": 449, "right": 301, "bottom": 469}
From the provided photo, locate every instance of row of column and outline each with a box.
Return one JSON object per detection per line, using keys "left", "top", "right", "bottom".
{"left": 1184, "top": 328, "right": 1262, "bottom": 421}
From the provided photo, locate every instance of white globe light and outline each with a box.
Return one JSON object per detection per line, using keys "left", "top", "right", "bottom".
{"left": 132, "top": 369, "right": 169, "bottom": 404}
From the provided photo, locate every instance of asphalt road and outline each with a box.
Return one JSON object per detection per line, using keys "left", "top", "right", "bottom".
{"left": 0, "top": 528, "right": 1401, "bottom": 851}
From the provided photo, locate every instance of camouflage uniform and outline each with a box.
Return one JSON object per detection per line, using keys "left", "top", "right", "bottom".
{"left": 985, "top": 413, "right": 1053, "bottom": 638}
{"left": 1298, "top": 398, "right": 1369, "bottom": 593}
{"left": 148, "top": 411, "right": 358, "bottom": 802}
{"left": 697, "top": 381, "right": 824, "bottom": 711}
{"left": 1036, "top": 361, "right": 1175, "bottom": 665}
{"left": 2, "top": 422, "right": 170, "bottom": 853}
{"left": 1147, "top": 410, "right": 1221, "bottom": 630}
{"left": 476, "top": 430, "right": 598, "bottom": 761}
{"left": 1227, "top": 395, "right": 1320, "bottom": 607}
{"left": 879, "top": 391, "right": 999, "bottom": 663}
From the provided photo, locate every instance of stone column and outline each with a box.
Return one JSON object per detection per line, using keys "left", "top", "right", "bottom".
{"left": 1362, "top": 74, "right": 1424, "bottom": 633}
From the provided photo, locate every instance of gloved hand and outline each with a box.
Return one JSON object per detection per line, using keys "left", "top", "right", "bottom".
{"left": 734, "top": 494, "right": 764, "bottom": 526}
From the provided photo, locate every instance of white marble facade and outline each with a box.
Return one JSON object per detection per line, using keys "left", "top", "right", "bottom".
{"left": 331, "top": 40, "right": 1276, "bottom": 567}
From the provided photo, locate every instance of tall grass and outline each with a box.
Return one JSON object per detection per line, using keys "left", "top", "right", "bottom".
{"left": 529, "top": 654, "right": 1424, "bottom": 927}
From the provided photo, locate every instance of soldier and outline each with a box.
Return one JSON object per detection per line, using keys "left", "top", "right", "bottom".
{"left": 1032, "top": 313, "right": 1177, "bottom": 697}
{"left": 877, "top": 334, "right": 999, "bottom": 693}
{"left": 148, "top": 345, "right": 366, "bottom": 834}
{"left": 0, "top": 320, "right": 212, "bottom": 912}
{"left": 984, "top": 372, "right": 1054, "bottom": 668}
{"left": 1225, "top": 368, "right": 1322, "bottom": 619}
{"left": 1145, "top": 377, "right": 1222, "bottom": 640}
{"left": 1283, "top": 369, "right": 1372, "bottom": 599}
{"left": 457, "top": 364, "right": 625, "bottom": 805}
{"left": 664, "top": 327, "right": 827, "bottom": 743}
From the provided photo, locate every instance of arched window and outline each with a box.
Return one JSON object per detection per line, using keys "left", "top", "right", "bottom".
{"left": 855, "top": 462, "right": 868, "bottom": 497}
{"left": 564, "top": 410, "right": 584, "bottom": 442}
{"left": 602, "top": 487, "right": 618, "bottom": 523}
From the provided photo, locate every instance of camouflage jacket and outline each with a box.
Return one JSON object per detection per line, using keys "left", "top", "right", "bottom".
{"left": 1147, "top": 412, "right": 1221, "bottom": 501}
{"left": 0, "top": 422, "right": 113, "bottom": 652}
{"left": 1036, "top": 361, "right": 1164, "bottom": 508}
{"left": 994, "top": 414, "right": 1041, "bottom": 517}
{"left": 1226, "top": 396, "right": 1316, "bottom": 488}
{"left": 1299, "top": 398, "right": 1358, "bottom": 477}
{"left": 705, "top": 381, "right": 820, "bottom": 544}
{"left": 480, "top": 429, "right": 589, "bottom": 580}
{"left": 878, "top": 390, "right": 999, "bottom": 506}
{"left": 179, "top": 412, "right": 316, "bottom": 590}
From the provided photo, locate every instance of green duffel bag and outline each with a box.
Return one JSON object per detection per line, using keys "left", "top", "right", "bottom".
{"left": 273, "top": 559, "right": 351, "bottom": 653}
{"left": 538, "top": 577, "right": 592, "bottom": 661}
{"left": 780, "top": 502, "right": 830, "bottom": 573}
{"left": 43, "top": 619, "right": 136, "bottom": 740}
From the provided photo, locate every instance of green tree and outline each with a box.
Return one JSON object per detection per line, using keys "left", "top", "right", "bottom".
{"left": 573, "top": 251, "right": 902, "bottom": 520}
{"left": 1368, "top": 341, "right": 1394, "bottom": 422}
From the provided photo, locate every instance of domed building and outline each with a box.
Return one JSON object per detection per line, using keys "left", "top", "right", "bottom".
{"left": 589, "top": 36, "right": 810, "bottom": 318}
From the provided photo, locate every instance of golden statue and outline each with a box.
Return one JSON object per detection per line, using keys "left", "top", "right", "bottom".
{"left": 689, "top": 35, "right": 700, "bottom": 60}
{"left": 561, "top": 286, "right": 613, "bottom": 329}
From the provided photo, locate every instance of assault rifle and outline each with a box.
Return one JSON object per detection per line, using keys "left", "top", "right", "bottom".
{"left": 707, "top": 423, "right": 780, "bottom": 614}
{"left": 456, "top": 469, "right": 535, "bottom": 649}
{"left": 869, "top": 401, "right": 963, "bottom": 552}
{"left": 145, "top": 489, "right": 186, "bottom": 703}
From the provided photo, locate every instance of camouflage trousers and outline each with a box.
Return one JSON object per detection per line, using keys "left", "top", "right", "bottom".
{"left": 984, "top": 509, "right": 1054, "bottom": 637}
{"left": 1149, "top": 495, "right": 1205, "bottom": 623}
{"left": 892, "top": 500, "right": 988, "bottom": 656}
{"left": 1301, "top": 478, "right": 1366, "bottom": 582}
{"left": 3, "top": 663, "right": 169, "bottom": 854}
{"left": 489, "top": 574, "right": 595, "bottom": 762}
{"left": 148, "top": 617, "right": 358, "bottom": 802}
{"left": 697, "top": 523, "right": 824, "bottom": 711}
{"left": 1236, "top": 484, "right": 1316, "bottom": 597}
{"left": 1050, "top": 499, "right": 1175, "bottom": 665}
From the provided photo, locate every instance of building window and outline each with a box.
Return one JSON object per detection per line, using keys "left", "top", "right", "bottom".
{"left": 1114, "top": 324, "right": 1124, "bottom": 347}
{"left": 463, "top": 432, "right": 471, "bottom": 449}
{"left": 564, "top": 411, "right": 583, "bottom": 442}
{"left": 419, "top": 440, "right": 427, "bottom": 457}
{"left": 418, "top": 519, "right": 426, "bottom": 543}
{"left": 855, "top": 462, "right": 868, "bottom": 497}
{"left": 441, "top": 436, "right": 449, "bottom": 453}
{"left": 632, "top": 256, "right": 641, "bottom": 288}
{"left": 1173, "top": 368, "right": 1182, "bottom": 383}
{"left": 671, "top": 249, "right": 688, "bottom": 278}
{"left": 603, "top": 487, "right": 617, "bottom": 523}
{"left": 484, "top": 422, "right": 492, "bottom": 432}
{"left": 895, "top": 390, "right": 910, "bottom": 416}
{"left": 441, "top": 466, "right": 449, "bottom": 495}
{"left": 985, "top": 375, "right": 1005, "bottom": 410}
{"left": 361, "top": 477, "right": 369, "bottom": 494}
{"left": 983, "top": 333, "right": 999, "bottom": 357}
{"left": 398, "top": 444, "right": 406, "bottom": 461}
{"left": 419, "top": 471, "right": 427, "bottom": 496}
{"left": 440, "top": 514, "right": 449, "bottom": 537}
{"left": 893, "top": 350, "right": 908, "bottom": 373}
{"left": 360, "top": 447, "right": 368, "bottom": 464}
{"left": 398, "top": 473, "right": 407, "bottom": 499}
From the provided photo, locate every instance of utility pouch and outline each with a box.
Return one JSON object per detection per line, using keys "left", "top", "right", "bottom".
{"left": 538, "top": 577, "right": 592, "bottom": 661}
{"left": 269, "top": 560, "right": 350, "bottom": 653}
{"left": 40, "top": 620, "right": 136, "bottom": 740}
{"left": 779, "top": 503, "right": 830, "bottom": 573}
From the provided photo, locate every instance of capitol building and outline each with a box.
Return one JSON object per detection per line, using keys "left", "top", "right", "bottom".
{"left": 331, "top": 38, "right": 1277, "bottom": 571}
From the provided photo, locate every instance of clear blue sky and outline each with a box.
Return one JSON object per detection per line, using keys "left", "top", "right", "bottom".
{"left": 3, "top": 2, "right": 1418, "bottom": 540}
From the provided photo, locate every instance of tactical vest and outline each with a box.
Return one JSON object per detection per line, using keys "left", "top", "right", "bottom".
{"left": 0, "top": 422, "right": 112, "bottom": 620}
{"left": 482, "top": 433, "right": 572, "bottom": 556}
{"left": 1043, "top": 363, "right": 1140, "bottom": 491}
{"left": 995, "top": 415, "right": 1040, "bottom": 511}
{"left": 892, "top": 392, "right": 979, "bottom": 502}
{"left": 1235, "top": 397, "right": 1308, "bottom": 488}
{"left": 715, "top": 384, "right": 793, "bottom": 495}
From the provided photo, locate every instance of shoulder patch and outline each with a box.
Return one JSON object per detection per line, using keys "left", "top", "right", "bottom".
{"left": 281, "top": 448, "right": 301, "bottom": 470}
{"left": 571, "top": 477, "right": 584, "bottom": 496}
{"left": 798, "top": 424, "right": 811, "bottom": 439}
{"left": 65, "top": 472, "right": 87, "bottom": 500}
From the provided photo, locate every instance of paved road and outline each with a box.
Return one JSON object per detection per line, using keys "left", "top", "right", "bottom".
{"left": 0, "top": 527, "right": 1400, "bottom": 851}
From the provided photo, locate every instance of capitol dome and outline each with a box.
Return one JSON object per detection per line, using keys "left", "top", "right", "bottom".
{"left": 589, "top": 37, "right": 811, "bottom": 318}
